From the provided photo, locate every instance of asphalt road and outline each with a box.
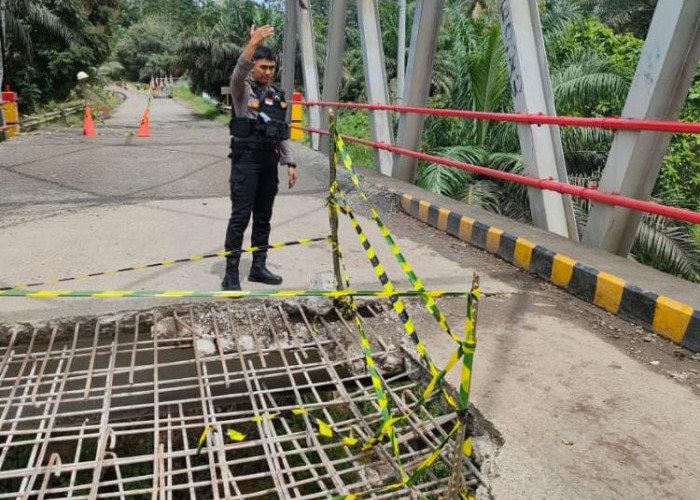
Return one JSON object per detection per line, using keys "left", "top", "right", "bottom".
{"left": 1, "top": 90, "right": 699, "bottom": 499}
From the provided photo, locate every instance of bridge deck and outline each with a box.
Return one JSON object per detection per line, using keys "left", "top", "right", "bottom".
{"left": 1, "top": 91, "right": 698, "bottom": 499}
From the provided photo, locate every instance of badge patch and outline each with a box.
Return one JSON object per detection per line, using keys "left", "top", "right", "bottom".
{"left": 249, "top": 98, "right": 260, "bottom": 110}
{"left": 264, "top": 97, "right": 274, "bottom": 106}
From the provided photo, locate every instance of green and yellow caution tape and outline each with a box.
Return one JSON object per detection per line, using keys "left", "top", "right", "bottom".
{"left": 331, "top": 230, "right": 409, "bottom": 482}
{"left": 333, "top": 131, "right": 463, "bottom": 347}
{"left": 196, "top": 406, "right": 359, "bottom": 456}
{"left": 0, "top": 288, "right": 470, "bottom": 299}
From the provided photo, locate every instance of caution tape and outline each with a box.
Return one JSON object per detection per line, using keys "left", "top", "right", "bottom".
{"left": 328, "top": 420, "right": 464, "bottom": 500}
{"left": 0, "top": 236, "right": 330, "bottom": 291}
{"left": 332, "top": 192, "right": 473, "bottom": 451}
{"left": 333, "top": 130, "right": 475, "bottom": 420}
{"left": 329, "top": 191, "right": 454, "bottom": 414}
{"left": 0, "top": 288, "right": 471, "bottom": 299}
{"left": 326, "top": 126, "right": 481, "bottom": 497}
{"left": 333, "top": 131, "right": 463, "bottom": 347}
{"left": 196, "top": 406, "right": 360, "bottom": 456}
{"left": 330, "top": 226, "right": 409, "bottom": 482}
{"left": 330, "top": 132, "right": 473, "bottom": 421}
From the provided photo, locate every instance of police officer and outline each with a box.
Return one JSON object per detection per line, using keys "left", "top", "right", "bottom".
{"left": 222, "top": 25, "right": 298, "bottom": 291}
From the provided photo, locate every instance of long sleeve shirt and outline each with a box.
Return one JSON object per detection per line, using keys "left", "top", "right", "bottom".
{"left": 229, "top": 55, "right": 294, "bottom": 166}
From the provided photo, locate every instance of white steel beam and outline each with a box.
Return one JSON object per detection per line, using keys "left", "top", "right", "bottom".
{"left": 499, "top": 0, "right": 579, "bottom": 240}
{"left": 319, "top": 0, "right": 349, "bottom": 154}
{"left": 297, "top": 1, "right": 322, "bottom": 150}
{"left": 0, "top": 0, "right": 6, "bottom": 140}
{"left": 281, "top": 0, "right": 297, "bottom": 113}
{"left": 397, "top": 0, "right": 407, "bottom": 103}
{"left": 356, "top": 0, "right": 394, "bottom": 175}
{"left": 393, "top": 0, "right": 445, "bottom": 182}
{"left": 584, "top": 0, "right": 700, "bottom": 256}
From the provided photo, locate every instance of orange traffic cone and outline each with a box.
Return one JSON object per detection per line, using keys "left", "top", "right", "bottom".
{"left": 137, "top": 105, "right": 150, "bottom": 137}
{"left": 83, "top": 106, "right": 96, "bottom": 136}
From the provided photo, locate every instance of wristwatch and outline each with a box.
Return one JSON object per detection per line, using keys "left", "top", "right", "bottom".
{"left": 287, "top": 163, "right": 297, "bottom": 168}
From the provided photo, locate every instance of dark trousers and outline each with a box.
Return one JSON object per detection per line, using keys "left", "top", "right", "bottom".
{"left": 225, "top": 148, "right": 279, "bottom": 265}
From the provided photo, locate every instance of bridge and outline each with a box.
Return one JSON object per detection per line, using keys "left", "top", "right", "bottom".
{"left": 0, "top": 1, "right": 699, "bottom": 499}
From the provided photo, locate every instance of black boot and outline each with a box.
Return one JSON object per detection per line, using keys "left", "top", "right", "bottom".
{"left": 221, "top": 257, "right": 241, "bottom": 291}
{"left": 248, "top": 254, "right": 283, "bottom": 285}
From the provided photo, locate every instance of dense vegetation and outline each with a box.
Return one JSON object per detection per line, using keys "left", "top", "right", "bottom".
{"left": 2, "top": 0, "right": 698, "bottom": 281}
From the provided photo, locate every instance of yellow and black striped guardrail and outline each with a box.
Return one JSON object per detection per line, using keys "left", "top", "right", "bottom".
{"left": 398, "top": 192, "right": 699, "bottom": 352}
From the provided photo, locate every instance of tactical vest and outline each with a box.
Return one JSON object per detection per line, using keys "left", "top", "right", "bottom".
{"left": 229, "top": 83, "right": 290, "bottom": 142}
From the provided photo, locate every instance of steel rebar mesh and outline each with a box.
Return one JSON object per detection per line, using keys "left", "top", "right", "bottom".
{"left": 0, "top": 301, "right": 478, "bottom": 499}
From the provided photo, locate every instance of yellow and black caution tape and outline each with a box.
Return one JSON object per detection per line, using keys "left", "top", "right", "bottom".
{"left": 324, "top": 126, "right": 481, "bottom": 498}
{"left": 329, "top": 189, "right": 460, "bottom": 425}
{"left": 329, "top": 420, "right": 465, "bottom": 500}
{"left": 196, "top": 406, "right": 360, "bottom": 456}
{"left": 0, "top": 236, "right": 330, "bottom": 292}
{"left": 0, "top": 288, "right": 471, "bottom": 299}
{"left": 327, "top": 291, "right": 480, "bottom": 500}
{"left": 329, "top": 161, "right": 464, "bottom": 431}
{"left": 333, "top": 200, "right": 474, "bottom": 452}
{"left": 332, "top": 132, "right": 470, "bottom": 401}
{"left": 333, "top": 132, "right": 463, "bottom": 347}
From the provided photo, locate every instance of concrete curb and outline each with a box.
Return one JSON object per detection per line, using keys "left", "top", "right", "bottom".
{"left": 386, "top": 190, "right": 698, "bottom": 352}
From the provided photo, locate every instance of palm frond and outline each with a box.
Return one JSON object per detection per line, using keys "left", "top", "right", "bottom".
{"left": 417, "top": 162, "right": 472, "bottom": 199}
{"left": 552, "top": 51, "right": 630, "bottom": 113}
{"left": 26, "top": 3, "right": 77, "bottom": 43}
{"left": 632, "top": 214, "right": 700, "bottom": 282}
{"left": 459, "top": 179, "right": 502, "bottom": 213}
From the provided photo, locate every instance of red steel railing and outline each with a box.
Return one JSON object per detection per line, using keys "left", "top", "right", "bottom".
{"left": 302, "top": 100, "right": 700, "bottom": 135}
{"left": 295, "top": 124, "right": 700, "bottom": 225}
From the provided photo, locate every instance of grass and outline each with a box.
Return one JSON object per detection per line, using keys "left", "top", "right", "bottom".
{"left": 173, "top": 81, "right": 229, "bottom": 124}
{"left": 335, "top": 108, "right": 375, "bottom": 169}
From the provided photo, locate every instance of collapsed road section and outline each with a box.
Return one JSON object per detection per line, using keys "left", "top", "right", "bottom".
{"left": 0, "top": 300, "right": 499, "bottom": 499}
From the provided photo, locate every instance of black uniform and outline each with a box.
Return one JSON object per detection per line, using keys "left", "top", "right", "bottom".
{"left": 223, "top": 57, "right": 293, "bottom": 290}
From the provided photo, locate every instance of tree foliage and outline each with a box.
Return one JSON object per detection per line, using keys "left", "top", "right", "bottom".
{"left": 3, "top": 0, "right": 120, "bottom": 112}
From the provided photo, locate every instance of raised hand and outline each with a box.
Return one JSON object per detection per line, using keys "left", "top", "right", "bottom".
{"left": 249, "top": 25, "right": 275, "bottom": 46}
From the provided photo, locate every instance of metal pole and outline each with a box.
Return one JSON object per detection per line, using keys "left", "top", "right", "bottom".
{"left": 297, "top": 0, "right": 322, "bottom": 150}
{"left": 397, "top": 0, "right": 406, "bottom": 104}
{"left": 281, "top": 0, "right": 297, "bottom": 118}
{"left": 447, "top": 274, "right": 480, "bottom": 499}
{"left": 319, "top": 0, "right": 349, "bottom": 154}
{"left": 584, "top": 0, "right": 700, "bottom": 255}
{"left": 498, "top": 0, "right": 579, "bottom": 240}
{"left": 328, "top": 109, "right": 344, "bottom": 292}
{"left": 357, "top": 0, "right": 394, "bottom": 175}
{"left": 393, "top": 0, "right": 445, "bottom": 182}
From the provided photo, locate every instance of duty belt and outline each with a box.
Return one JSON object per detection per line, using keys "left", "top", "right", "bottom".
{"left": 232, "top": 138, "right": 280, "bottom": 151}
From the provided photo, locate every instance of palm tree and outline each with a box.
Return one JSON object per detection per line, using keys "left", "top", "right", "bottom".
{"left": 2, "top": 0, "right": 74, "bottom": 57}
{"left": 177, "top": 0, "right": 283, "bottom": 97}
{"left": 1, "top": 0, "right": 74, "bottom": 94}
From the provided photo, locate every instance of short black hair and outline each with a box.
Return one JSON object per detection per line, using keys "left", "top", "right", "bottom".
{"left": 253, "top": 46, "right": 276, "bottom": 62}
